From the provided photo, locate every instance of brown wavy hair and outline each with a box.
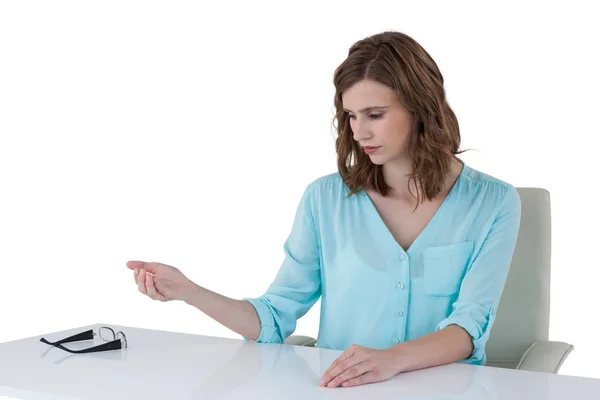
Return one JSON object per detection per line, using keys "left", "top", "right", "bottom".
{"left": 333, "top": 31, "right": 464, "bottom": 204}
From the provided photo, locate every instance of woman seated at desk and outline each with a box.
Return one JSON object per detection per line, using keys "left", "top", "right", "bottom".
{"left": 126, "top": 30, "right": 521, "bottom": 389}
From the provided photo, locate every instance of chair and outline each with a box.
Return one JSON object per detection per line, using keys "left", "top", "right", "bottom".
{"left": 284, "top": 188, "right": 574, "bottom": 374}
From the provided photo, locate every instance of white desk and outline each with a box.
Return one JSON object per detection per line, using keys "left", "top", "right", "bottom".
{"left": 0, "top": 323, "right": 599, "bottom": 399}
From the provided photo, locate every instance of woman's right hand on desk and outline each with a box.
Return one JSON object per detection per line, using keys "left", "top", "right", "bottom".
{"left": 126, "top": 260, "right": 197, "bottom": 303}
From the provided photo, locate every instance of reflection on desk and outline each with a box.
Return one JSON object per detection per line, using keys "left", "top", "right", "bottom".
{"left": 0, "top": 323, "right": 599, "bottom": 399}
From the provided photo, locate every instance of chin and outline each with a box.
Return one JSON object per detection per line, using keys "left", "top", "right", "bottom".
{"left": 366, "top": 154, "right": 387, "bottom": 165}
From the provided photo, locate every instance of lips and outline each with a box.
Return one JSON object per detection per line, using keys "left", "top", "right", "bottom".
{"left": 362, "top": 146, "right": 381, "bottom": 155}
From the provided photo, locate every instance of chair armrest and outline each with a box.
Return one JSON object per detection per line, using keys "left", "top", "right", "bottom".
{"left": 284, "top": 335, "right": 316, "bottom": 347}
{"left": 516, "top": 341, "right": 574, "bottom": 374}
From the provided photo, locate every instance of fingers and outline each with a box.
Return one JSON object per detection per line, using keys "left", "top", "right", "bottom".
{"left": 136, "top": 268, "right": 147, "bottom": 295}
{"left": 134, "top": 267, "right": 166, "bottom": 301}
{"left": 341, "top": 371, "right": 378, "bottom": 388}
{"left": 126, "top": 260, "right": 145, "bottom": 270}
{"left": 327, "top": 361, "right": 372, "bottom": 388}
{"left": 127, "top": 260, "right": 159, "bottom": 274}
{"left": 145, "top": 273, "right": 168, "bottom": 301}
{"left": 320, "top": 346, "right": 358, "bottom": 386}
{"left": 130, "top": 261, "right": 168, "bottom": 301}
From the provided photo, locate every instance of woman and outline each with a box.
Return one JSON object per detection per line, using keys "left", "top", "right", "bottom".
{"left": 126, "top": 31, "right": 521, "bottom": 388}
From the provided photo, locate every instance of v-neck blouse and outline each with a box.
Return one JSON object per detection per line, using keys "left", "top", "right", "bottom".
{"left": 243, "top": 164, "right": 521, "bottom": 365}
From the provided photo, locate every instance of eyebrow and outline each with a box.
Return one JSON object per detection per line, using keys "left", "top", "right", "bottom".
{"left": 342, "top": 105, "right": 390, "bottom": 113}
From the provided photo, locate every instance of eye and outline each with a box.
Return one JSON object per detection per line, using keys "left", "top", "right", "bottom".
{"left": 344, "top": 112, "right": 384, "bottom": 120}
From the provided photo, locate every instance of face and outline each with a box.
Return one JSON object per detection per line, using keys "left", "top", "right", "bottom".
{"left": 341, "top": 79, "right": 415, "bottom": 166}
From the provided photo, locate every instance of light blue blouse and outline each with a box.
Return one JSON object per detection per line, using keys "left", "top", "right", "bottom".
{"left": 243, "top": 163, "right": 521, "bottom": 365}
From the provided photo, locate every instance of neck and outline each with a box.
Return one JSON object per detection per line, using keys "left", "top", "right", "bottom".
{"left": 381, "top": 157, "right": 463, "bottom": 201}
{"left": 382, "top": 156, "right": 414, "bottom": 198}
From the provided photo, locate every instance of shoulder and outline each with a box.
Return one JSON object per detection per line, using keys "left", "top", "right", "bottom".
{"left": 304, "top": 171, "right": 349, "bottom": 198}
{"left": 308, "top": 171, "right": 345, "bottom": 187}
{"left": 460, "top": 164, "right": 521, "bottom": 214}
{"left": 294, "top": 172, "right": 352, "bottom": 217}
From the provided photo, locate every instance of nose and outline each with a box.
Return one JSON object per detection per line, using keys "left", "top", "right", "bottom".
{"left": 350, "top": 118, "right": 372, "bottom": 142}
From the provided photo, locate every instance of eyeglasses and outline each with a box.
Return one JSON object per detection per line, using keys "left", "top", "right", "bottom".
{"left": 40, "top": 326, "right": 128, "bottom": 354}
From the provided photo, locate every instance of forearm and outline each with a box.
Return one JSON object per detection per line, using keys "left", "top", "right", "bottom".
{"left": 390, "top": 325, "right": 473, "bottom": 373}
{"left": 183, "top": 283, "right": 261, "bottom": 341}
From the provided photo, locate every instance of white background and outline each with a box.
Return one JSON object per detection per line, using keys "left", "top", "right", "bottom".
{"left": 1, "top": 0, "right": 598, "bottom": 381}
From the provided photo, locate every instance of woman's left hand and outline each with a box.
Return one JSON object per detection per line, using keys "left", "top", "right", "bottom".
{"left": 320, "top": 344, "right": 401, "bottom": 388}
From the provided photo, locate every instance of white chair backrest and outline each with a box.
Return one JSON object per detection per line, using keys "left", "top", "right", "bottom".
{"left": 485, "top": 188, "right": 551, "bottom": 369}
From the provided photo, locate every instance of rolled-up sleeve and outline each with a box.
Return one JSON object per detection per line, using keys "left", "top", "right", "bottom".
{"left": 242, "top": 183, "right": 322, "bottom": 344}
{"left": 435, "top": 186, "right": 522, "bottom": 364}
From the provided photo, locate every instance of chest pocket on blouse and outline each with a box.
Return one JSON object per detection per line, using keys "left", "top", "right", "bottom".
{"left": 423, "top": 241, "right": 474, "bottom": 297}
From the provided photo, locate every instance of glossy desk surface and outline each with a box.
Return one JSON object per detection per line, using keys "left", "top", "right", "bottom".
{"left": 0, "top": 323, "right": 599, "bottom": 399}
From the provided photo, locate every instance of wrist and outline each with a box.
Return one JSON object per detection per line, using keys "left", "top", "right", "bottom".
{"left": 181, "top": 281, "right": 201, "bottom": 304}
{"left": 388, "top": 343, "right": 411, "bottom": 374}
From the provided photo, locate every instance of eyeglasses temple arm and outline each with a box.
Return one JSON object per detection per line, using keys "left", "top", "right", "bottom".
{"left": 39, "top": 329, "right": 94, "bottom": 345}
{"left": 40, "top": 338, "right": 124, "bottom": 354}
